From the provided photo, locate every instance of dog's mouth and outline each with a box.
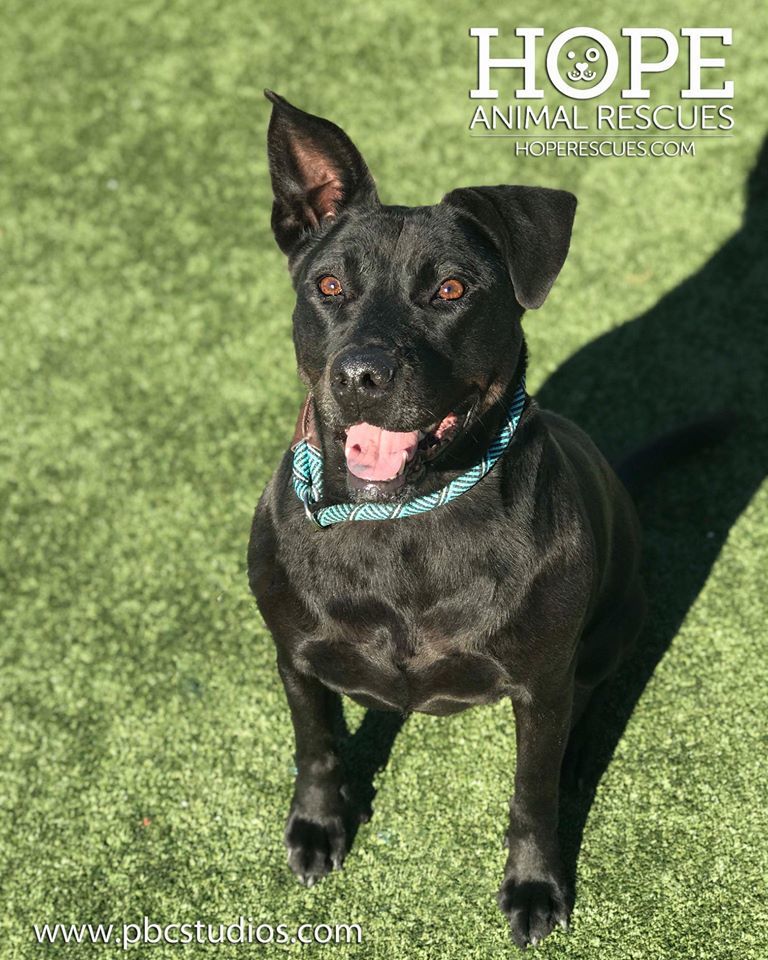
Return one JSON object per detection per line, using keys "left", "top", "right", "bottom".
{"left": 341, "top": 400, "right": 474, "bottom": 499}
{"left": 344, "top": 412, "right": 460, "bottom": 482}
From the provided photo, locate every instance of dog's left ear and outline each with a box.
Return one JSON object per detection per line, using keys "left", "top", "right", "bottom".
{"left": 442, "top": 185, "right": 577, "bottom": 310}
{"left": 265, "top": 90, "right": 379, "bottom": 257}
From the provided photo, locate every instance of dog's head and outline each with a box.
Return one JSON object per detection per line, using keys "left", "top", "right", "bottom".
{"left": 266, "top": 92, "right": 576, "bottom": 502}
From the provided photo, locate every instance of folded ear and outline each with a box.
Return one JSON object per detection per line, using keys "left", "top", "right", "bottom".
{"left": 442, "top": 185, "right": 577, "bottom": 310}
{"left": 265, "top": 91, "right": 379, "bottom": 257}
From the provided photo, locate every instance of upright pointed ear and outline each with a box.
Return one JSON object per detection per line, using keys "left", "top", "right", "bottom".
{"left": 265, "top": 91, "right": 379, "bottom": 257}
{"left": 442, "top": 185, "right": 577, "bottom": 310}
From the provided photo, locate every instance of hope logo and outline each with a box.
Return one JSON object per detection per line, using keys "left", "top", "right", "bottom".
{"left": 469, "top": 27, "right": 734, "bottom": 101}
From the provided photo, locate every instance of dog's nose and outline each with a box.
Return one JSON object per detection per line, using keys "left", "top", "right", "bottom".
{"left": 330, "top": 348, "right": 398, "bottom": 403}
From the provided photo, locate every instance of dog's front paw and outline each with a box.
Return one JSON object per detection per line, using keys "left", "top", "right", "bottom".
{"left": 284, "top": 808, "right": 347, "bottom": 887}
{"left": 498, "top": 870, "right": 571, "bottom": 949}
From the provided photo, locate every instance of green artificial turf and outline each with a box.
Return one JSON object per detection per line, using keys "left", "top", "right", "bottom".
{"left": 1, "top": 1, "right": 767, "bottom": 957}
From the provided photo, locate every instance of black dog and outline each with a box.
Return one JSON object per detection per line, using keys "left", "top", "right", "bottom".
{"left": 248, "top": 92, "right": 647, "bottom": 948}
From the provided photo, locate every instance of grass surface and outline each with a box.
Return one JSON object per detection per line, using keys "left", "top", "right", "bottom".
{"left": 1, "top": 1, "right": 767, "bottom": 957}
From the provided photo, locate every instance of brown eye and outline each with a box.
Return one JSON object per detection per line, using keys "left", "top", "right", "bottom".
{"left": 318, "top": 275, "right": 343, "bottom": 296}
{"left": 437, "top": 278, "right": 465, "bottom": 301}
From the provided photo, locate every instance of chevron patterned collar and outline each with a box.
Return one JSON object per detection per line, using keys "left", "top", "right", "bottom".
{"left": 290, "top": 379, "right": 527, "bottom": 527}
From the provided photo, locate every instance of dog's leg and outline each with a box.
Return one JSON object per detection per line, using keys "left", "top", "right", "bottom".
{"left": 277, "top": 655, "right": 350, "bottom": 886}
{"left": 500, "top": 683, "right": 573, "bottom": 948}
{"left": 562, "top": 582, "right": 647, "bottom": 790}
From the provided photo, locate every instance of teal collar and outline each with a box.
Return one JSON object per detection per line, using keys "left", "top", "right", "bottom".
{"left": 291, "top": 379, "right": 527, "bottom": 527}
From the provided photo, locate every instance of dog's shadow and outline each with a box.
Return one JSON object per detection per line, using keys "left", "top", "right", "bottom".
{"left": 549, "top": 135, "right": 768, "bottom": 885}
{"left": 335, "top": 136, "right": 768, "bottom": 879}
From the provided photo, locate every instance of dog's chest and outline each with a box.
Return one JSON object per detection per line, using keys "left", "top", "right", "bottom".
{"left": 291, "top": 535, "right": 518, "bottom": 715}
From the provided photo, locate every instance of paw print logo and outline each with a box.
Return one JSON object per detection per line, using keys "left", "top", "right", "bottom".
{"left": 566, "top": 46, "right": 601, "bottom": 82}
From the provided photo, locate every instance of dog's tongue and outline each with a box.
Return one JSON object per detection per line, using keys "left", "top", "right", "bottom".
{"left": 344, "top": 423, "right": 420, "bottom": 481}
